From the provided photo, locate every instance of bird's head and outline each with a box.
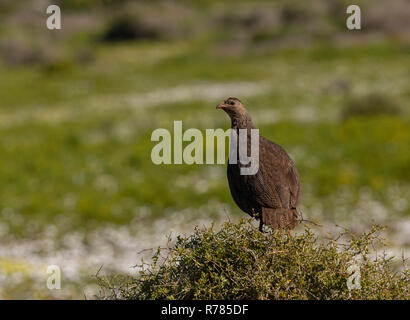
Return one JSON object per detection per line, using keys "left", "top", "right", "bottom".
{"left": 216, "top": 97, "right": 247, "bottom": 119}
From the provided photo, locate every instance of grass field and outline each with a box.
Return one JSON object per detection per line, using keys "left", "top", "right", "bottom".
{"left": 0, "top": 0, "right": 409, "bottom": 299}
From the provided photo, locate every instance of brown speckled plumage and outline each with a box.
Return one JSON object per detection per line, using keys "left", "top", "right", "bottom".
{"left": 217, "top": 97, "right": 301, "bottom": 231}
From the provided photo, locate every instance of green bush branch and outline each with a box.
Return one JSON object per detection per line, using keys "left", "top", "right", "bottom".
{"left": 97, "top": 220, "right": 409, "bottom": 300}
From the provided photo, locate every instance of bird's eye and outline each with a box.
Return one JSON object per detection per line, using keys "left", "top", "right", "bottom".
{"left": 229, "top": 101, "right": 235, "bottom": 105}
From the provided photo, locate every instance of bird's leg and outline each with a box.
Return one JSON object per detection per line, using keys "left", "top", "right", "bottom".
{"left": 287, "top": 229, "right": 292, "bottom": 238}
{"left": 258, "top": 210, "right": 266, "bottom": 233}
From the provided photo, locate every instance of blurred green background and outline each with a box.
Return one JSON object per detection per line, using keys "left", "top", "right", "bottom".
{"left": 0, "top": 0, "right": 409, "bottom": 299}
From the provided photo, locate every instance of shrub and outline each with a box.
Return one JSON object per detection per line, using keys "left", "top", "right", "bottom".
{"left": 100, "top": 2, "right": 195, "bottom": 43}
{"left": 97, "top": 220, "right": 409, "bottom": 300}
{"left": 0, "top": 36, "right": 50, "bottom": 66}
{"left": 342, "top": 93, "right": 402, "bottom": 120}
{"left": 102, "top": 14, "right": 160, "bottom": 42}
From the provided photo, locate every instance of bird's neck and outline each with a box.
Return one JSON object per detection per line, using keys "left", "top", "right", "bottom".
{"left": 231, "top": 113, "right": 255, "bottom": 130}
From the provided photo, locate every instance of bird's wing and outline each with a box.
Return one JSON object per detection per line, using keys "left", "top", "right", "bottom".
{"left": 284, "top": 160, "right": 301, "bottom": 208}
{"left": 249, "top": 138, "right": 301, "bottom": 209}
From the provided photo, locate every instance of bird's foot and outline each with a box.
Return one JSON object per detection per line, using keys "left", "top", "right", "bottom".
{"left": 259, "top": 222, "right": 271, "bottom": 234}
{"left": 258, "top": 221, "right": 267, "bottom": 233}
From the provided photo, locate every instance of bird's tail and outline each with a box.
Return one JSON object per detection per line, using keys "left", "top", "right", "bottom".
{"left": 262, "top": 208, "right": 300, "bottom": 230}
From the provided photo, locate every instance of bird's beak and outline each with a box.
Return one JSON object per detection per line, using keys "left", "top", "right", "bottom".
{"left": 216, "top": 103, "right": 225, "bottom": 109}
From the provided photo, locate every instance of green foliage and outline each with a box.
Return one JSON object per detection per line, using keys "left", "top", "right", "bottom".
{"left": 97, "top": 220, "right": 409, "bottom": 300}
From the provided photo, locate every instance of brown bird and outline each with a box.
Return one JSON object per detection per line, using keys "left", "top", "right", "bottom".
{"left": 216, "top": 97, "right": 301, "bottom": 232}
